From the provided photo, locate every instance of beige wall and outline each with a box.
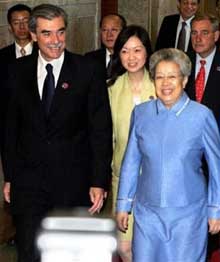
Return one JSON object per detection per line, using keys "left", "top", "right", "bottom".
{"left": 0, "top": 0, "right": 101, "bottom": 54}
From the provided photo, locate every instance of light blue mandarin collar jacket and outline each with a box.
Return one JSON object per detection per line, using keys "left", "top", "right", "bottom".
{"left": 117, "top": 92, "right": 220, "bottom": 219}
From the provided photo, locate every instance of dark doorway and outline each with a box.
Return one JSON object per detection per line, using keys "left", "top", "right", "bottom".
{"left": 101, "top": 0, "right": 118, "bottom": 17}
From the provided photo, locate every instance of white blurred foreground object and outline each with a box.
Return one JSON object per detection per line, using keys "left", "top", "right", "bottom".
{"left": 36, "top": 208, "right": 117, "bottom": 262}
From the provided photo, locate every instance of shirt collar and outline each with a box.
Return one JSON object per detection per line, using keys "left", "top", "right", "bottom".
{"left": 179, "top": 15, "right": 194, "bottom": 26}
{"left": 38, "top": 50, "right": 64, "bottom": 69}
{"left": 106, "top": 48, "right": 112, "bottom": 66}
{"left": 15, "top": 41, "right": 33, "bottom": 58}
{"left": 196, "top": 46, "right": 216, "bottom": 65}
{"left": 37, "top": 50, "right": 64, "bottom": 88}
{"left": 156, "top": 91, "right": 190, "bottom": 116}
{"left": 124, "top": 69, "right": 149, "bottom": 88}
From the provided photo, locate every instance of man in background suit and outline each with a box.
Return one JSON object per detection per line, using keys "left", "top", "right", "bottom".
{"left": 0, "top": 4, "right": 38, "bottom": 157}
{"left": 3, "top": 4, "right": 112, "bottom": 262}
{"left": 155, "top": 0, "right": 200, "bottom": 52}
{"left": 185, "top": 14, "right": 220, "bottom": 261}
{"left": 85, "top": 14, "right": 126, "bottom": 79}
{"left": 0, "top": 4, "right": 33, "bottom": 60}
{"left": 186, "top": 14, "right": 220, "bottom": 120}
{"left": 0, "top": 4, "right": 37, "bottom": 247}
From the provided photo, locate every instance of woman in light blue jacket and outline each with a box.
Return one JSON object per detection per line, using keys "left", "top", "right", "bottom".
{"left": 116, "top": 48, "right": 220, "bottom": 262}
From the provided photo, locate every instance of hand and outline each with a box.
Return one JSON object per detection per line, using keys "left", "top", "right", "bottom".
{"left": 208, "top": 219, "right": 220, "bottom": 234}
{"left": 88, "top": 187, "right": 105, "bottom": 214}
{"left": 116, "top": 211, "right": 129, "bottom": 233}
{"left": 3, "top": 182, "right": 11, "bottom": 203}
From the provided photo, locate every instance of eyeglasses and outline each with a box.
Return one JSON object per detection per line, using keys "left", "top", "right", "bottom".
{"left": 11, "top": 18, "right": 29, "bottom": 26}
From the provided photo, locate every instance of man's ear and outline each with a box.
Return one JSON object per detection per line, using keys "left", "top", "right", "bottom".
{"left": 177, "top": 1, "right": 180, "bottom": 12}
{"left": 30, "top": 32, "right": 37, "bottom": 42}
{"left": 8, "top": 24, "right": 13, "bottom": 34}
{"left": 214, "top": 30, "right": 220, "bottom": 43}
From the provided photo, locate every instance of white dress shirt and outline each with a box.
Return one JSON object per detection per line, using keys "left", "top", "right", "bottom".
{"left": 37, "top": 51, "right": 64, "bottom": 98}
{"left": 106, "top": 49, "right": 112, "bottom": 68}
{"left": 195, "top": 47, "right": 216, "bottom": 88}
{"left": 15, "top": 41, "right": 33, "bottom": 58}
{"left": 175, "top": 16, "right": 194, "bottom": 52}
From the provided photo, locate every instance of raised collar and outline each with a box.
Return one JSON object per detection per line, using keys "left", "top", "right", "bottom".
{"left": 156, "top": 91, "right": 190, "bottom": 116}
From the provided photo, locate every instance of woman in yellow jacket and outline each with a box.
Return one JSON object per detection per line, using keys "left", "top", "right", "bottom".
{"left": 107, "top": 25, "right": 156, "bottom": 262}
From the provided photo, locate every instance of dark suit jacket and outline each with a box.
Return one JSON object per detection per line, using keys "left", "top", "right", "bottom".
{"left": 185, "top": 49, "right": 220, "bottom": 122}
{"left": 155, "top": 14, "right": 193, "bottom": 52}
{"left": 85, "top": 48, "right": 107, "bottom": 79}
{"left": 0, "top": 42, "right": 38, "bottom": 156}
{"left": 4, "top": 50, "right": 112, "bottom": 213}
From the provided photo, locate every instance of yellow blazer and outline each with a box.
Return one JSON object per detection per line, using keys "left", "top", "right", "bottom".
{"left": 108, "top": 70, "right": 156, "bottom": 178}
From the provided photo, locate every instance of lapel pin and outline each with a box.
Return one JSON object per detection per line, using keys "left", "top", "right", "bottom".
{"left": 62, "top": 82, "right": 69, "bottom": 89}
{"left": 216, "top": 66, "right": 220, "bottom": 72}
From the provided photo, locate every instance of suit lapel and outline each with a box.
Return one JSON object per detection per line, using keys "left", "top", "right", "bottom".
{"left": 185, "top": 52, "right": 196, "bottom": 100}
{"left": 29, "top": 56, "right": 48, "bottom": 130}
{"left": 48, "top": 51, "right": 76, "bottom": 116}
{"left": 202, "top": 50, "right": 220, "bottom": 104}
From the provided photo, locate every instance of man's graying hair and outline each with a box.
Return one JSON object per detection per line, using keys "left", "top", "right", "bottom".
{"left": 29, "top": 4, "right": 68, "bottom": 33}
{"left": 149, "top": 48, "right": 192, "bottom": 80}
{"left": 192, "top": 13, "right": 219, "bottom": 32}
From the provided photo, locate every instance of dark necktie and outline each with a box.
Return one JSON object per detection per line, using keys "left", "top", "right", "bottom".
{"left": 42, "top": 64, "right": 55, "bottom": 116}
{"left": 107, "top": 54, "right": 113, "bottom": 78}
{"left": 195, "top": 60, "right": 206, "bottom": 103}
{"left": 177, "top": 21, "right": 186, "bottom": 51}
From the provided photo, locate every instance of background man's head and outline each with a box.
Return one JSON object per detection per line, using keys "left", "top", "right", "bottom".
{"left": 7, "top": 4, "right": 31, "bottom": 44}
{"left": 100, "top": 14, "right": 126, "bottom": 54}
{"left": 191, "top": 14, "right": 219, "bottom": 58}
{"left": 177, "top": 0, "right": 200, "bottom": 21}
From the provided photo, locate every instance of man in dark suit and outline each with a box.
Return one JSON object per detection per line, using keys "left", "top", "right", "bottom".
{"left": 3, "top": 4, "right": 112, "bottom": 262}
{"left": 0, "top": 4, "right": 33, "bottom": 59}
{"left": 155, "top": 0, "right": 200, "bottom": 52}
{"left": 0, "top": 4, "right": 38, "bottom": 157}
{"left": 185, "top": 13, "right": 220, "bottom": 261}
{"left": 186, "top": 14, "right": 220, "bottom": 120}
{"left": 0, "top": 4, "right": 38, "bottom": 247}
{"left": 85, "top": 14, "right": 126, "bottom": 79}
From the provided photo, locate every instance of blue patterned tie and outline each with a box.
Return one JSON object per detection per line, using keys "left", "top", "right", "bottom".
{"left": 42, "top": 64, "right": 55, "bottom": 116}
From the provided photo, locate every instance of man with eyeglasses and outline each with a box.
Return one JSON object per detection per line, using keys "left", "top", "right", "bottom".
{"left": 0, "top": 4, "right": 38, "bottom": 247}
{"left": 0, "top": 4, "right": 38, "bottom": 152}
{"left": 85, "top": 14, "right": 126, "bottom": 80}
{"left": 0, "top": 4, "right": 37, "bottom": 58}
{"left": 155, "top": 0, "right": 200, "bottom": 52}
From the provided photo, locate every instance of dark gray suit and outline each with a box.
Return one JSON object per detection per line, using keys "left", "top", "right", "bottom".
{"left": 155, "top": 14, "right": 193, "bottom": 52}
{"left": 185, "top": 49, "right": 220, "bottom": 122}
{"left": 85, "top": 48, "right": 108, "bottom": 79}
